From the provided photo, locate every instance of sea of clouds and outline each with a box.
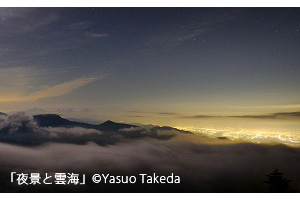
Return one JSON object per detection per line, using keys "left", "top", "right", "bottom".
{"left": 0, "top": 112, "right": 299, "bottom": 192}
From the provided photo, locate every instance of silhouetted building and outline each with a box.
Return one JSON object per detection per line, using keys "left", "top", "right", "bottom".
{"left": 265, "top": 169, "right": 292, "bottom": 192}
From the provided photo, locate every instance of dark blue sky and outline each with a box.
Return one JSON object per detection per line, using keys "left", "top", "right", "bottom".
{"left": 0, "top": 8, "right": 300, "bottom": 122}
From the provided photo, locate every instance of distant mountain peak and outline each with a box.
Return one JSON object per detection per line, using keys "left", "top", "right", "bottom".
{"left": 33, "top": 114, "right": 71, "bottom": 127}
{"left": 102, "top": 120, "right": 114, "bottom": 124}
{"left": 98, "top": 120, "right": 136, "bottom": 131}
{"left": 100, "top": 120, "right": 123, "bottom": 126}
{"left": 40, "top": 114, "right": 61, "bottom": 117}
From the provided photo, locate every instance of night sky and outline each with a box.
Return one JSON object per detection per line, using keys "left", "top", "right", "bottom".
{"left": 0, "top": 8, "right": 300, "bottom": 124}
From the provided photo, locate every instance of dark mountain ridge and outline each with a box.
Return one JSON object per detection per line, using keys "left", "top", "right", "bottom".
{"left": 33, "top": 114, "right": 192, "bottom": 134}
{"left": 1, "top": 112, "right": 192, "bottom": 137}
{"left": 0, "top": 112, "right": 192, "bottom": 145}
{"left": 33, "top": 114, "right": 137, "bottom": 132}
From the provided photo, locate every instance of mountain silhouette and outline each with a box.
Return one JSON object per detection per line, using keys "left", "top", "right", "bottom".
{"left": 33, "top": 114, "right": 192, "bottom": 134}
{"left": 0, "top": 112, "right": 192, "bottom": 145}
{"left": 33, "top": 114, "right": 73, "bottom": 127}
{"left": 98, "top": 120, "right": 137, "bottom": 131}
{"left": 33, "top": 114, "right": 136, "bottom": 132}
{"left": 150, "top": 126, "right": 191, "bottom": 134}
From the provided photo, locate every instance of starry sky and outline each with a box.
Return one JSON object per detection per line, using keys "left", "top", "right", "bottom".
{"left": 0, "top": 8, "right": 300, "bottom": 124}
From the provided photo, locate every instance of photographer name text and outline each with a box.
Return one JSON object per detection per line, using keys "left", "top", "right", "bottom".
{"left": 11, "top": 172, "right": 180, "bottom": 185}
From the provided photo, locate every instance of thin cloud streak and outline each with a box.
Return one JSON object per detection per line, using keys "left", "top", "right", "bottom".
{"left": 179, "top": 112, "right": 300, "bottom": 120}
{"left": 85, "top": 32, "right": 109, "bottom": 39}
{"left": 180, "top": 115, "right": 224, "bottom": 119}
{"left": 0, "top": 77, "right": 97, "bottom": 103}
{"left": 128, "top": 111, "right": 181, "bottom": 115}
{"left": 143, "top": 10, "right": 240, "bottom": 50}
